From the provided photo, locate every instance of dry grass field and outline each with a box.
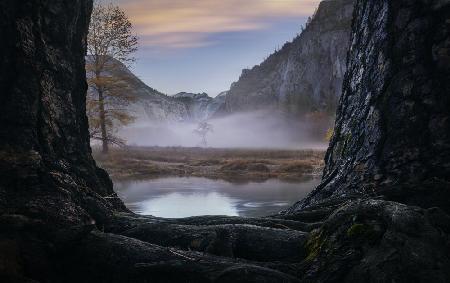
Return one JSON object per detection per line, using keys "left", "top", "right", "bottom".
{"left": 93, "top": 146, "right": 326, "bottom": 182}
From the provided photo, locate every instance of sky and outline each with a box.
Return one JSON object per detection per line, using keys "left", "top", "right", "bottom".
{"left": 116, "top": 0, "right": 321, "bottom": 97}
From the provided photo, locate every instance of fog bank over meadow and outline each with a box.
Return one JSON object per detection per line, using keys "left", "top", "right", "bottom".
{"left": 119, "top": 111, "right": 329, "bottom": 149}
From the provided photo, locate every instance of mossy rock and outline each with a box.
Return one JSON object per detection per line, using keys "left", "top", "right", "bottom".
{"left": 346, "top": 223, "right": 380, "bottom": 243}
{"left": 304, "top": 230, "right": 326, "bottom": 262}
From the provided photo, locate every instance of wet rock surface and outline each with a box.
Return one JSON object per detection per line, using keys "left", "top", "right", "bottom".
{"left": 0, "top": 0, "right": 449, "bottom": 282}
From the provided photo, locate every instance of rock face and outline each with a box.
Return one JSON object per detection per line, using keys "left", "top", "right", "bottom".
{"left": 1, "top": 0, "right": 449, "bottom": 282}
{"left": 223, "top": 0, "right": 354, "bottom": 116}
{"left": 91, "top": 59, "right": 226, "bottom": 124}
{"left": 91, "top": 58, "right": 190, "bottom": 123}
{"left": 289, "top": 0, "right": 450, "bottom": 212}
{"left": 206, "top": 91, "right": 228, "bottom": 118}
{"left": 173, "top": 91, "right": 224, "bottom": 121}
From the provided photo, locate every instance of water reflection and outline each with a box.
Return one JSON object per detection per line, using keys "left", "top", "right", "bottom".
{"left": 139, "top": 192, "right": 239, "bottom": 218}
{"left": 115, "top": 177, "right": 319, "bottom": 218}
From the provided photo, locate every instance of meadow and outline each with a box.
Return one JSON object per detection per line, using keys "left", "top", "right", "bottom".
{"left": 93, "top": 146, "right": 325, "bottom": 182}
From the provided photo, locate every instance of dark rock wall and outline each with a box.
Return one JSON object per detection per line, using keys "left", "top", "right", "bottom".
{"left": 0, "top": 0, "right": 124, "bottom": 225}
{"left": 223, "top": 0, "right": 354, "bottom": 115}
{"left": 290, "top": 0, "right": 450, "bottom": 211}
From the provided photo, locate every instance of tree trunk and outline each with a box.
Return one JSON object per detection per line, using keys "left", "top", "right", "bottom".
{"left": 288, "top": 0, "right": 450, "bottom": 213}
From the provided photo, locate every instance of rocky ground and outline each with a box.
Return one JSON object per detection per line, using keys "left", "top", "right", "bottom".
{"left": 93, "top": 147, "right": 325, "bottom": 182}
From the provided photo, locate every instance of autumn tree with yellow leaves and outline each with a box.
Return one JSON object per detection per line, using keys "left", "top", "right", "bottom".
{"left": 86, "top": 2, "right": 138, "bottom": 154}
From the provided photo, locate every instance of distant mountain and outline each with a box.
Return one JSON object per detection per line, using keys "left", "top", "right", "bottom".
{"left": 173, "top": 92, "right": 212, "bottom": 121}
{"left": 173, "top": 91, "right": 228, "bottom": 121}
{"left": 206, "top": 91, "right": 228, "bottom": 117}
{"left": 88, "top": 0, "right": 354, "bottom": 126}
{"left": 87, "top": 57, "right": 226, "bottom": 124}
{"left": 222, "top": 0, "right": 355, "bottom": 116}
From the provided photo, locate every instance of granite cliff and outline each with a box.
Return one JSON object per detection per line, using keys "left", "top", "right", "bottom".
{"left": 172, "top": 91, "right": 226, "bottom": 121}
{"left": 89, "top": 58, "right": 224, "bottom": 124}
{"left": 0, "top": 0, "right": 449, "bottom": 282}
{"left": 222, "top": 0, "right": 355, "bottom": 116}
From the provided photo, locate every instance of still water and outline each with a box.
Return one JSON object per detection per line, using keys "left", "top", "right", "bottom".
{"left": 114, "top": 177, "right": 320, "bottom": 218}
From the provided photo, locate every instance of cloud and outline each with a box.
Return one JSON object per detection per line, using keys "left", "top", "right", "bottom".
{"left": 118, "top": 0, "right": 320, "bottom": 49}
{"left": 139, "top": 33, "right": 217, "bottom": 49}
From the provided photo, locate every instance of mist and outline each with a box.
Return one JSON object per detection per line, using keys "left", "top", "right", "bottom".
{"left": 119, "top": 111, "right": 329, "bottom": 149}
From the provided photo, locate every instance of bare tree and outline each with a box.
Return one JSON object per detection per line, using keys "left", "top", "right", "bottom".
{"left": 194, "top": 121, "right": 214, "bottom": 147}
{"left": 86, "top": 2, "right": 138, "bottom": 154}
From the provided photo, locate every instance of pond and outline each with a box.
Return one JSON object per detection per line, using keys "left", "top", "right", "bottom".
{"left": 114, "top": 177, "right": 320, "bottom": 218}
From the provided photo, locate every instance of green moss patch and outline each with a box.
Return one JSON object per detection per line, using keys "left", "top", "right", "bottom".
{"left": 304, "top": 230, "right": 326, "bottom": 262}
{"left": 347, "top": 223, "right": 380, "bottom": 242}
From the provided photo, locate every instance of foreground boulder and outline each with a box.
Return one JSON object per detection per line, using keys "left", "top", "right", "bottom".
{"left": 0, "top": 0, "right": 449, "bottom": 282}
